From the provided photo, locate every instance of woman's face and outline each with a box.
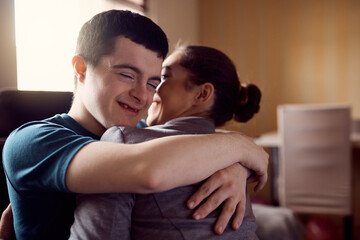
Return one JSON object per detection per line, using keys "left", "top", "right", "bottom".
{"left": 146, "top": 51, "right": 199, "bottom": 126}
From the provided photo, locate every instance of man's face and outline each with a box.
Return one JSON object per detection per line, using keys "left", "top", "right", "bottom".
{"left": 80, "top": 37, "right": 163, "bottom": 132}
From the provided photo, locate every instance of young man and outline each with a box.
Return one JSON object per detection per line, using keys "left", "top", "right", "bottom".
{"left": 2, "top": 10, "right": 268, "bottom": 240}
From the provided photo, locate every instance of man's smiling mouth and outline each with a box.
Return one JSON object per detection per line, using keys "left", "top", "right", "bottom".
{"left": 118, "top": 102, "right": 140, "bottom": 113}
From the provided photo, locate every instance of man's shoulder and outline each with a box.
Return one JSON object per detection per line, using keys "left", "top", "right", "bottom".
{"left": 2, "top": 113, "right": 96, "bottom": 193}
{"left": 2, "top": 114, "right": 95, "bottom": 171}
{"left": 5, "top": 114, "right": 97, "bottom": 144}
{"left": 4, "top": 114, "right": 69, "bottom": 143}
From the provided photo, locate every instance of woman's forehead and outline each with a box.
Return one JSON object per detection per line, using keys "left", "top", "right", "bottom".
{"left": 162, "top": 51, "right": 183, "bottom": 67}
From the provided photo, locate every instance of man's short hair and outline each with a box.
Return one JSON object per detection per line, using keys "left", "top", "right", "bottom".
{"left": 75, "top": 10, "right": 168, "bottom": 67}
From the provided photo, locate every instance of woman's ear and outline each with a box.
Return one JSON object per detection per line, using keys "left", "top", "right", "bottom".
{"left": 194, "top": 83, "right": 215, "bottom": 105}
{"left": 72, "top": 55, "right": 87, "bottom": 83}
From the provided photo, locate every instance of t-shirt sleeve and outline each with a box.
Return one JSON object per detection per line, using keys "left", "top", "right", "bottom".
{"left": 3, "top": 121, "right": 96, "bottom": 194}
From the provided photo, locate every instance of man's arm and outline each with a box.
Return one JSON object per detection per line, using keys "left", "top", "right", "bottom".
{"left": 188, "top": 163, "right": 254, "bottom": 234}
{"left": 66, "top": 132, "right": 268, "bottom": 194}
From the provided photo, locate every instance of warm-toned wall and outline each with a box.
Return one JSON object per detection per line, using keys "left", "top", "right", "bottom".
{"left": 147, "top": 0, "right": 200, "bottom": 50}
{"left": 0, "top": 0, "right": 17, "bottom": 89}
{"left": 199, "top": 0, "right": 360, "bottom": 136}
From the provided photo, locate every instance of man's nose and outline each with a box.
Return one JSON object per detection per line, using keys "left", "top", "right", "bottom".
{"left": 130, "top": 82, "right": 148, "bottom": 103}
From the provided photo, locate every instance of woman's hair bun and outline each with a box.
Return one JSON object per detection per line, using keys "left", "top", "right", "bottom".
{"left": 233, "top": 84, "right": 261, "bottom": 122}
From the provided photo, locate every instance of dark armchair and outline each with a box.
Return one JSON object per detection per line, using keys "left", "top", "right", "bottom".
{"left": 0, "top": 88, "right": 73, "bottom": 211}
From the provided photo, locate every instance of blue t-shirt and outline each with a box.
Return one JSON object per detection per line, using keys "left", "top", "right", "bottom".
{"left": 2, "top": 114, "right": 99, "bottom": 240}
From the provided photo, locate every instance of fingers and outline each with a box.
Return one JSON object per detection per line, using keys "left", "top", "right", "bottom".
{"left": 187, "top": 162, "right": 251, "bottom": 235}
{"left": 253, "top": 173, "right": 268, "bottom": 192}
{"left": 188, "top": 164, "right": 248, "bottom": 235}
{"left": 0, "top": 204, "right": 15, "bottom": 240}
{"left": 191, "top": 183, "right": 229, "bottom": 221}
{"left": 212, "top": 192, "right": 246, "bottom": 234}
{"left": 213, "top": 198, "right": 237, "bottom": 234}
{"left": 231, "top": 194, "right": 246, "bottom": 230}
{"left": 187, "top": 175, "right": 220, "bottom": 210}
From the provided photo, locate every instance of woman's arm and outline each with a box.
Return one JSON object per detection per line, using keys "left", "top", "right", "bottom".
{"left": 66, "top": 131, "right": 268, "bottom": 194}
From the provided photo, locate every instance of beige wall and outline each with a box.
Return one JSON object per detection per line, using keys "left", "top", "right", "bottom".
{"left": 147, "top": 0, "right": 200, "bottom": 51}
{"left": 0, "top": 0, "right": 17, "bottom": 89}
{"left": 198, "top": 0, "right": 360, "bottom": 136}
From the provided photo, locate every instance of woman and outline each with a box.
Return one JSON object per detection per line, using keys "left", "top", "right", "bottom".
{"left": 70, "top": 45, "right": 262, "bottom": 240}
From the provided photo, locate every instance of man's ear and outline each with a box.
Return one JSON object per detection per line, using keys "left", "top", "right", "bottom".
{"left": 194, "top": 83, "right": 215, "bottom": 105}
{"left": 72, "top": 55, "right": 87, "bottom": 83}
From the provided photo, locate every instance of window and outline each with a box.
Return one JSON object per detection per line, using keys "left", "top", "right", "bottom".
{"left": 15, "top": 0, "right": 144, "bottom": 91}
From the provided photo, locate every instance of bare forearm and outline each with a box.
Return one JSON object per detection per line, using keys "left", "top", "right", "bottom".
{"left": 135, "top": 133, "right": 247, "bottom": 192}
{"left": 66, "top": 132, "right": 267, "bottom": 194}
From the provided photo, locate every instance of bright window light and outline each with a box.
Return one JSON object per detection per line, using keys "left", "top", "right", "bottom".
{"left": 15, "top": 0, "right": 142, "bottom": 91}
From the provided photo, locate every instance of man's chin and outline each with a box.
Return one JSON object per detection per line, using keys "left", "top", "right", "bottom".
{"left": 110, "top": 119, "right": 141, "bottom": 128}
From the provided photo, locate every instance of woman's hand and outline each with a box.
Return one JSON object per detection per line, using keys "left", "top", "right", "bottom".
{"left": 187, "top": 163, "right": 252, "bottom": 235}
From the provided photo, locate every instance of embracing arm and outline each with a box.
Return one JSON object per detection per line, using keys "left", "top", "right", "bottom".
{"left": 66, "top": 131, "right": 268, "bottom": 194}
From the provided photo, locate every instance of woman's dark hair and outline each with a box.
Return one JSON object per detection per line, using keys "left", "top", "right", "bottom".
{"left": 177, "top": 45, "right": 261, "bottom": 126}
{"left": 75, "top": 10, "right": 168, "bottom": 67}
